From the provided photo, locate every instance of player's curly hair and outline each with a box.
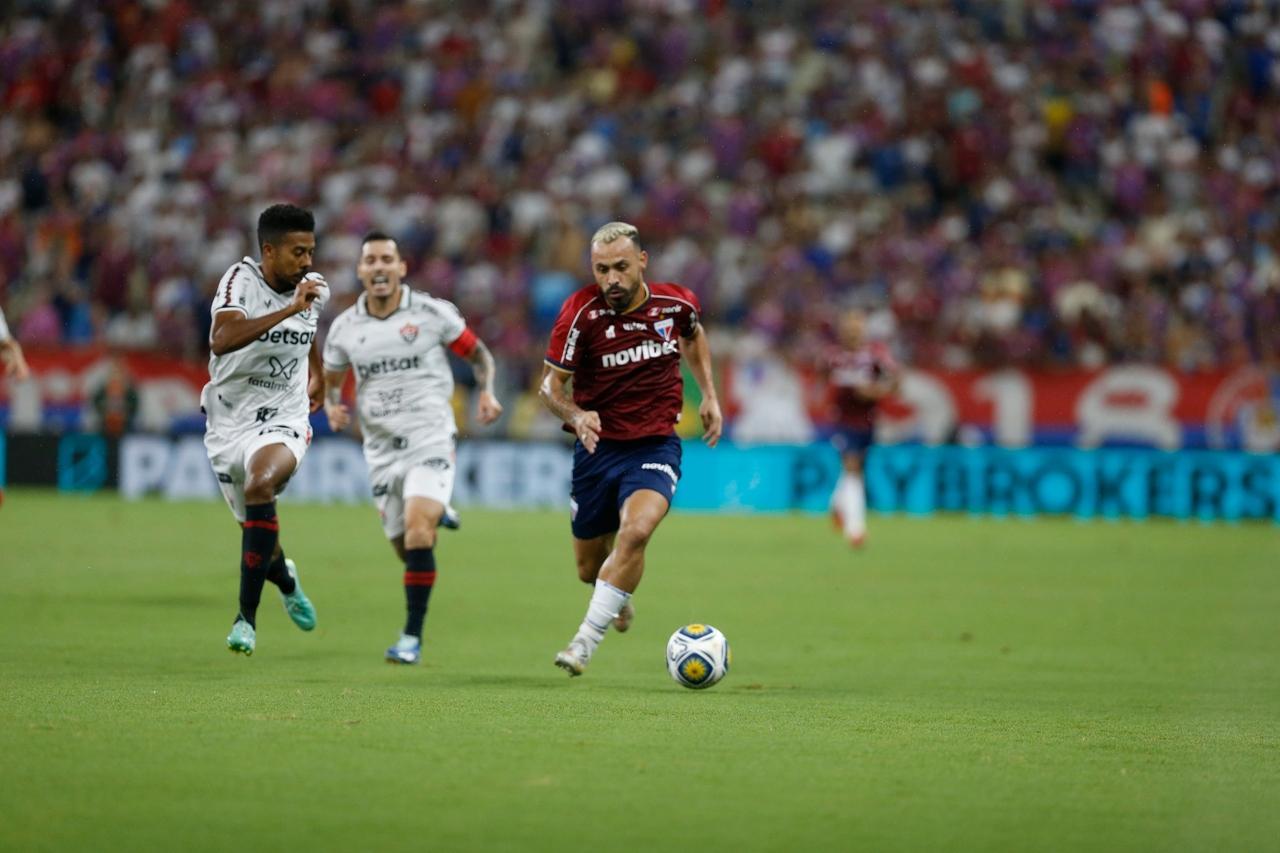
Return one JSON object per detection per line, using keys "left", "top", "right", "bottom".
{"left": 257, "top": 203, "right": 315, "bottom": 250}
{"left": 591, "top": 221, "right": 642, "bottom": 250}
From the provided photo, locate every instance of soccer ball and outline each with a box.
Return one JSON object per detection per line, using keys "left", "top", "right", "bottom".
{"left": 666, "top": 624, "right": 730, "bottom": 689}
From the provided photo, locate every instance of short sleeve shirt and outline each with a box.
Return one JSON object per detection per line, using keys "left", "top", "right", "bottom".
{"left": 323, "top": 285, "right": 470, "bottom": 468}
{"left": 203, "top": 257, "right": 328, "bottom": 430}
{"left": 544, "top": 282, "right": 701, "bottom": 440}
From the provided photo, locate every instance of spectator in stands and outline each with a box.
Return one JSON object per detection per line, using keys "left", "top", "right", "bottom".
{"left": 90, "top": 358, "right": 139, "bottom": 437}
{"left": 2, "top": 0, "right": 1280, "bottom": 408}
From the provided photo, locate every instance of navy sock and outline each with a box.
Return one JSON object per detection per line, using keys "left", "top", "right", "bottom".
{"left": 403, "top": 548, "right": 436, "bottom": 638}
{"left": 237, "top": 502, "right": 278, "bottom": 627}
{"left": 265, "top": 549, "right": 296, "bottom": 595}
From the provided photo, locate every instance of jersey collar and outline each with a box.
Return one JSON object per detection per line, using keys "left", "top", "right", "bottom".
{"left": 358, "top": 284, "right": 410, "bottom": 318}
{"left": 621, "top": 281, "right": 651, "bottom": 315}
{"left": 247, "top": 256, "right": 298, "bottom": 295}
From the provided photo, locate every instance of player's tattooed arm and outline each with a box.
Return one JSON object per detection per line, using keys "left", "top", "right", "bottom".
{"left": 680, "top": 322, "right": 723, "bottom": 447}
{"left": 209, "top": 278, "right": 323, "bottom": 356}
{"left": 466, "top": 338, "right": 503, "bottom": 426}
{"left": 538, "top": 363, "right": 601, "bottom": 453}
{"left": 323, "top": 367, "right": 351, "bottom": 431}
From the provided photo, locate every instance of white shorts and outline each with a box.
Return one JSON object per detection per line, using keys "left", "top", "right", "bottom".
{"left": 369, "top": 443, "right": 456, "bottom": 539}
{"left": 205, "top": 420, "right": 312, "bottom": 522}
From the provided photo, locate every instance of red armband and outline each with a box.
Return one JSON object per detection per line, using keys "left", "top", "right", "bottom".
{"left": 448, "top": 327, "right": 478, "bottom": 357}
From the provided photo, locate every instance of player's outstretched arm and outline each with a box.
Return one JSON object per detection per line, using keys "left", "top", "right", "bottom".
{"left": 538, "top": 363, "right": 600, "bottom": 453}
{"left": 465, "top": 338, "right": 503, "bottom": 426}
{"left": 681, "top": 324, "right": 722, "bottom": 447}
{"left": 0, "top": 339, "right": 30, "bottom": 381}
{"left": 209, "top": 277, "right": 324, "bottom": 356}
{"left": 323, "top": 368, "right": 351, "bottom": 431}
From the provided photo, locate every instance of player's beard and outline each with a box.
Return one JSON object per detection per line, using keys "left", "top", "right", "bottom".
{"left": 604, "top": 283, "right": 634, "bottom": 311}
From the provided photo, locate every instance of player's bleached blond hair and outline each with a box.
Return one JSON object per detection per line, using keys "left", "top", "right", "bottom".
{"left": 591, "top": 221, "right": 642, "bottom": 249}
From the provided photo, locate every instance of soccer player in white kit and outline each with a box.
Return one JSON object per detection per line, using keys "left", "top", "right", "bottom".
{"left": 204, "top": 204, "right": 326, "bottom": 656}
{"left": 322, "top": 231, "right": 502, "bottom": 664}
{"left": 0, "top": 305, "right": 30, "bottom": 381}
{"left": 0, "top": 304, "right": 29, "bottom": 508}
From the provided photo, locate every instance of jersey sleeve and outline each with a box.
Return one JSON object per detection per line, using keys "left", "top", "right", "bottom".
{"left": 872, "top": 341, "right": 899, "bottom": 377}
{"left": 677, "top": 285, "right": 702, "bottom": 337}
{"left": 211, "top": 263, "right": 251, "bottom": 317}
{"left": 431, "top": 298, "right": 471, "bottom": 353}
{"left": 309, "top": 276, "right": 330, "bottom": 320}
{"left": 544, "top": 290, "right": 592, "bottom": 372}
{"left": 322, "top": 314, "right": 350, "bottom": 372}
{"left": 0, "top": 306, "right": 10, "bottom": 343}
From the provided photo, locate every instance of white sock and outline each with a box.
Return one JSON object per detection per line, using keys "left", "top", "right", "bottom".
{"left": 830, "top": 475, "right": 846, "bottom": 515}
{"left": 571, "top": 579, "right": 631, "bottom": 659}
{"left": 842, "top": 473, "right": 866, "bottom": 539}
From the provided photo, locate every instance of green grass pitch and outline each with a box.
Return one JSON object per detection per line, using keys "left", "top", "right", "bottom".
{"left": 1, "top": 488, "right": 1278, "bottom": 852}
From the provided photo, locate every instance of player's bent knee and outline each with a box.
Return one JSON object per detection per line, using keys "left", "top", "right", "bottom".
{"left": 243, "top": 477, "right": 278, "bottom": 505}
{"left": 616, "top": 523, "right": 655, "bottom": 553}
{"left": 403, "top": 522, "right": 438, "bottom": 550}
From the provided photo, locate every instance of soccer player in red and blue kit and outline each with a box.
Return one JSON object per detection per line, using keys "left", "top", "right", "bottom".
{"left": 539, "top": 221, "right": 723, "bottom": 677}
{"left": 827, "top": 308, "right": 899, "bottom": 547}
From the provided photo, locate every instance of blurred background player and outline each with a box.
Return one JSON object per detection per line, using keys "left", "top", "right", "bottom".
{"left": 0, "top": 304, "right": 29, "bottom": 509}
{"left": 323, "top": 231, "right": 502, "bottom": 665}
{"left": 539, "top": 221, "right": 722, "bottom": 677}
{"left": 0, "top": 305, "right": 30, "bottom": 381}
{"left": 204, "top": 204, "right": 326, "bottom": 656}
{"left": 826, "top": 308, "right": 899, "bottom": 548}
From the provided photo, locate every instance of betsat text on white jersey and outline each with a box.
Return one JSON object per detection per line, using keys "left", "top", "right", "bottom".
{"left": 202, "top": 258, "right": 328, "bottom": 431}
{"left": 322, "top": 285, "right": 466, "bottom": 470}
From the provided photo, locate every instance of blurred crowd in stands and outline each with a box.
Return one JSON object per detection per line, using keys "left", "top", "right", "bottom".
{"left": 4, "top": 0, "right": 1280, "bottom": 400}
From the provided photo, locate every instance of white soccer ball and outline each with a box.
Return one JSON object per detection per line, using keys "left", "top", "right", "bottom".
{"left": 666, "top": 624, "right": 731, "bottom": 689}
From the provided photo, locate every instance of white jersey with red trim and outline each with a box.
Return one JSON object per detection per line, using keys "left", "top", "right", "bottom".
{"left": 322, "top": 285, "right": 471, "bottom": 468}
{"left": 203, "top": 257, "right": 327, "bottom": 430}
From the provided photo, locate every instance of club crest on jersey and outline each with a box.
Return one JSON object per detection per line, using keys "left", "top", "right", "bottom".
{"left": 400, "top": 323, "right": 419, "bottom": 343}
{"left": 654, "top": 318, "right": 674, "bottom": 340}
{"left": 605, "top": 325, "right": 616, "bottom": 339}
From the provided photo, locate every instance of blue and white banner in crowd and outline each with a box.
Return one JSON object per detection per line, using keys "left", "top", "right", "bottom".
{"left": 679, "top": 443, "right": 1280, "bottom": 521}
{"left": 12, "top": 434, "right": 1276, "bottom": 522}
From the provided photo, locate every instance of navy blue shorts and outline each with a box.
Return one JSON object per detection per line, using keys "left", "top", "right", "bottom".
{"left": 570, "top": 435, "right": 682, "bottom": 540}
{"left": 831, "top": 426, "right": 874, "bottom": 456}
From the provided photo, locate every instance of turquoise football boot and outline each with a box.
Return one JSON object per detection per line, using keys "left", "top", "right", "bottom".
{"left": 279, "top": 558, "right": 316, "bottom": 631}
{"left": 227, "top": 618, "right": 256, "bottom": 656}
